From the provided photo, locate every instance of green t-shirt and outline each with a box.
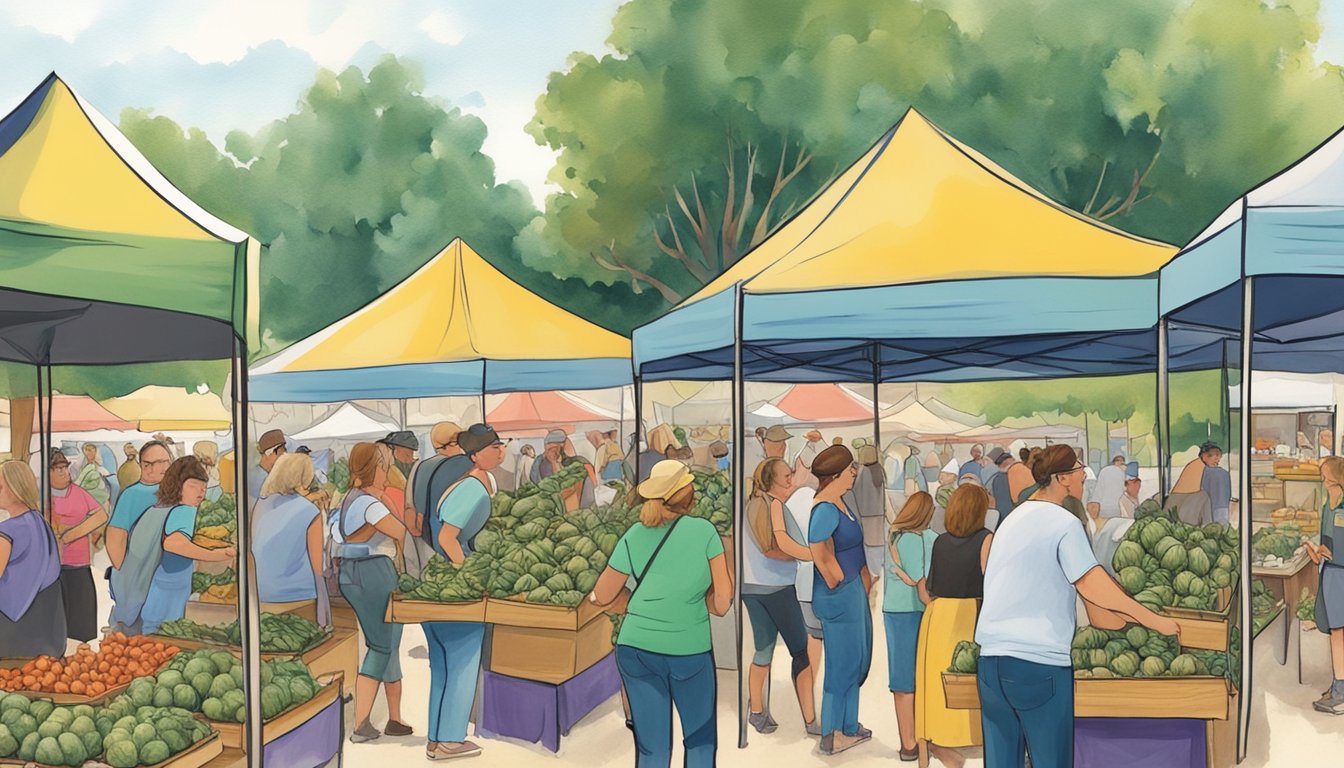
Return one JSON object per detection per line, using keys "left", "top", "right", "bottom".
{"left": 609, "top": 516, "right": 724, "bottom": 656}
{"left": 883, "top": 529, "right": 937, "bottom": 613}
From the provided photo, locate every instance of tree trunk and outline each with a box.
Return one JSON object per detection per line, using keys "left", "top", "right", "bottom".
{"left": 8, "top": 396, "right": 35, "bottom": 463}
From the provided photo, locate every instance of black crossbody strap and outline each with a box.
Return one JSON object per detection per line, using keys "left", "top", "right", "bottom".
{"left": 628, "top": 515, "right": 684, "bottom": 603}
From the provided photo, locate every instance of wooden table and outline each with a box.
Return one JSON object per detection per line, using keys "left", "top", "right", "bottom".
{"left": 1254, "top": 554, "right": 1316, "bottom": 683}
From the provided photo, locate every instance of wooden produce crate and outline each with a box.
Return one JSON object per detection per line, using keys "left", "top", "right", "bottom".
{"left": 385, "top": 594, "right": 487, "bottom": 623}
{"left": 200, "top": 673, "right": 343, "bottom": 750}
{"left": 151, "top": 627, "right": 356, "bottom": 684}
{"left": 489, "top": 616, "right": 614, "bottom": 684}
{"left": 484, "top": 595, "right": 605, "bottom": 631}
{"left": 941, "top": 672, "right": 1234, "bottom": 720}
{"left": 1163, "top": 583, "right": 1236, "bottom": 652}
{"left": 184, "top": 600, "right": 241, "bottom": 625}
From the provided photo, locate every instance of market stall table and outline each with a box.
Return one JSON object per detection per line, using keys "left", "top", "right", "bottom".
{"left": 1253, "top": 553, "right": 1316, "bottom": 683}
{"left": 477, "top": 651, "right": 621, "bottom": 753}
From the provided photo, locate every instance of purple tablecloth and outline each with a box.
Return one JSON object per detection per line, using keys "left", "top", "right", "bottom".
{"left": 264, "top": 696, "right": 343, "bottom": 768}
{"left": 478, "top": 652, "right": 621, "bottom": 752}
{"left": 1075, "top": 718, "right": 1206, "bottom": 768}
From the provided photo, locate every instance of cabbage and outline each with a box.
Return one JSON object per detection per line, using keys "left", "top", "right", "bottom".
{"left": 1159, "top": 545, "right": 1188, "bottom": 573}
{"left": 1110, "top": 651, "right": 1141, "bottom": 677}
{"left": 1125, "top": 626, "right": 1149, "bottom": 649}
{"left": 1113, "top": 541, "right": 1145, "bottom": 571}
{"left": 1140, "top": 656, "right": 1167, "bottom": 677}
{"left": 1139, "top": 521, "right": 1172, "bottom": 552}
{"left": 1169, "top": 654, "right": 1199, "bottom": 677}
{"left": 1118, "top": 567, "right": 1147, "bottom": 595}
{"left": 1186, "top": 547, "right": 1211, "bottom": 577}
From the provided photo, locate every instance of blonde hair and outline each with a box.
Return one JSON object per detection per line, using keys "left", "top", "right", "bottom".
{"left": 0, "top": 460, "right": 41, "bottom": 512}
{"left": 260, "top": 453, "right": 315, "bottom": 498}
{"left": 639, "top": 483, "right": 694, "bottom": 528}
{"left": 747, "top": 458, "right": 788, "bottom": 549}
{"left": 891, "top": 491, "right": 935, "bottom": 534}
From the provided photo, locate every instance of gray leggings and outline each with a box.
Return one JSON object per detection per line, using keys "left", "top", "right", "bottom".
{"left": 742, "top": 585, "right": 811, "bottom": 670}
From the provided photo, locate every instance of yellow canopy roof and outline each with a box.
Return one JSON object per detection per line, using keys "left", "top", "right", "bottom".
{"left": 252, "top": 237, "right": 629, "bottom": 373}
{"left": 685, "top": 109, "right": 1175, "bottom": 304}
{"left": 101, "top": 385, "right": 232, "bottom": 432}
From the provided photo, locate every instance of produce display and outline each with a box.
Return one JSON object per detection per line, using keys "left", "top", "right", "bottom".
{"left": 690, "top": 471, "right": 732, "bottom": 536}
{"left": 153, "top": 650, "right": 322, "bottom": 723}
{"left": 1268, "top": 507, "right": 1320, "bottom": 537}
{"left": 0, "top": 636, "right": 178, "bottom": 697}
{"left": 1111, "top": 516, "right": 1240, "bottom": 612}
{"left": 1251, "top": 579, "right": 1281, "bottom": 636}
{"left": 155, "top": 612, "right": 328, "bottom": 654}
{"left": 193, "top": 495, "right": 237, "bottom": 550}
{"left": 532, "top": 462, "right": 590, "bottom": 495}
{"left": 191, "top": 568, "right": 237, "bottom": 603}
{"left": 0, "top": 691, "right": 211, "bottom": 767}
{"left": 327, "top": 458, "right": 350, "bottom": 495}
{"left": 947, "top": 626, "right": 1231, "bottom": 684}
{"left": 1252, "top": 524, "right": 1307, "bottom": 568}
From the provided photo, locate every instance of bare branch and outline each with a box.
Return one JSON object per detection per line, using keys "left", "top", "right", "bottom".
{"left": 1084, "top": 159, "right": 1110, "bottom": 216}
{"left": 653, "top": 218, "right": 711, "bottom": 283}
{"left": 688, "top": 171, "right": 716, "bottom": 270}
{"left": 751, "top": 139, "right": 813, "bottom": 247}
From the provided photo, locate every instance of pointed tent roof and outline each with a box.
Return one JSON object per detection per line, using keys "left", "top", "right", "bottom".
{"left": 882, "top": 400, "right": 972, "bottom": 436}
{"left": 101, "top": 385, "right": 232, "bottom": 432}
{"left": 250, "top": 238, "right": 631, "bottom": 401}
{"left": 0, "top": 74, "right": 258, "bottom": 363}
{"left": 634, "top": 109, "right": 1178, "bottom": 383}
{"left": 922, "top": 398, "right": 985, "bottom": 429}
{"left": 1162, "top": 120, "right": 1344, "bottom": 376}
{"left": 771, "top": 384, "right": 876, "bottom": 425}
{"left": 37, "top": 395, "right": 136, "bottom": 433}
{"left": 487, "top": 391, "right": 619, "bottom": 435}
{"left": 292, "top": 403, "right": 399, "bottom": 444}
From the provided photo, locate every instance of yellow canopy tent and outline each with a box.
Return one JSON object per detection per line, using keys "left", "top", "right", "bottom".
{"left": 250, "top": 238, "right": 631, "bottom": 401}
{"left": 102, "top": 385, "right": 233, "bottom": 432}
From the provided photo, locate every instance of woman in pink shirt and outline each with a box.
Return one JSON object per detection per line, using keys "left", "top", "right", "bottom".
{"left": 49, "top": 450, "right": 108, "bottom": 642}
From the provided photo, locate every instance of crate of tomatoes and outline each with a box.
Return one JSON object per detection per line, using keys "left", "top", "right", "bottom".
{"left": 0, "top": 634, "right": 179, "bottom": 704}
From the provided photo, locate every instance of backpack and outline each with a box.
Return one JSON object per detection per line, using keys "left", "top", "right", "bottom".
{"left": 411, "top": 455, "right": 473, "bottom": 548}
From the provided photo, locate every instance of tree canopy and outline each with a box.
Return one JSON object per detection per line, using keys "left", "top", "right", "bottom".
{"left": 525, "top": 0, "right": 1344, "bottom": 316}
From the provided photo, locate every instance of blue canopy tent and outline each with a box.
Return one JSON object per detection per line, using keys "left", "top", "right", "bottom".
{"left": 633, "top": 109, "right": 1181, "bottom": 747}
{"left": 1161, "top": 121, "right": 1344, "bottom": 759}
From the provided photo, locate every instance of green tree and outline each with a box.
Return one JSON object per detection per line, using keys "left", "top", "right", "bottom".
{"left": 529, "top": 0, "right": 1344, "bottom": 317}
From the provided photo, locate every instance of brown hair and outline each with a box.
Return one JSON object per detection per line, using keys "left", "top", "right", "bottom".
{"left": 348, "top": 442, "right": 384, "bottom": 489}
{"left": 1322, "top": 456, "right": 1344, "bottom": 485}
{"left": 156, "top": 456, "right": 209, "bottom": 506}
{"left": 812, "top": 445, "right": 854, "bottom": 491}
{"left": 1032, "top": 444, "right": 1082, "bottom": 487}
{"left": 747, "top": 458, "right": 789, "bottom": 548}
{"left": 891, "top": 491, "right": 935, "bottom": 534}
{"left": 944, "top": 484, "right": 989, "bottom": 537}
{"left": 639, "top": 483, "right": 695, "bottom": 528}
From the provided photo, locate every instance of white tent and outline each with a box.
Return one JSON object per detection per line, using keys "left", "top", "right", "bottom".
{"left": 292, "top": 403, "right": 398, "bottom": 446}
{"left": 1229, "top": 376, "right": 1335, "bottom": 409}
{"left": 882, "top": 400, "right": 977, "bottom": 435}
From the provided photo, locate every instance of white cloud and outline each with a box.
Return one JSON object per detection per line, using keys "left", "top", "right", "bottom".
{"left": 419, "top": 10, "right": 465, "bottom": 46}
{"left": 3, "top": 0, "right": 101, "bottom": 42}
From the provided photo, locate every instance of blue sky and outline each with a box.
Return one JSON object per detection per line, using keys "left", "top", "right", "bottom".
{"left": 2, "top": 0, "right": 1343, "bottom": 206}
{"left": 0, "top": 0, "right": 625, "bottom": 205}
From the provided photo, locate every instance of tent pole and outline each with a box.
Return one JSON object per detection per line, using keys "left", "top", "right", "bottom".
{"left": 1157, "top": 316, "right": 1170, "bottom": 500}
{"left": 871, "top": 343, "right": 881, "bottom": 452}
{"left": 1220, "top": 339, "right": 1231, "bottom": 452}
{"left": 230, "top": 336, "right": 263, "bottom": 767}
{"left": 632, "top": 373, "right": 643, "bottom": 482}
{"left": 399, "top": 398, "right": 408, "bottom": 431}
{"left": 732, "top": 282, "right": 747, "bottom": 749}
{"left": 1237, "top": 276, "right": 1254, "bottom": 762}
{"left": 36, "top": 364, "right": 48, "bottom": 522}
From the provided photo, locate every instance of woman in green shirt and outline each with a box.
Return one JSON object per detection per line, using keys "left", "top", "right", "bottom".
{"left": 588, "top": 460, "right": 733, "bottom": 768}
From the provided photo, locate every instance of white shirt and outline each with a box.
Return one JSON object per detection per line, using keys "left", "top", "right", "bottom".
{"left": 784, "top": 486, "right": 817, "bottom": 601}
{"left": 1117, "top": 492, "right": 1140, "bottom": 519}
{"left": 330, "top": 494, "right": 397, "bottom": 560}
{"left": 1093, "top": 465, "right": 1127, "bottom": 517}
{"left": 976, "top": 499, "right": 1100, "bottom": 667}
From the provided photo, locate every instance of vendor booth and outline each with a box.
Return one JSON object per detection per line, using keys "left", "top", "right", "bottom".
{"left": 0, "top": 74, "right": 282, "bottom": 766}
{"left": 633, "top": 108, "right": 1211, "bottom": 762}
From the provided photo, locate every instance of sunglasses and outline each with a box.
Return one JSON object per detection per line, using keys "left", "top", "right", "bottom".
{"left": 1056, "top": 463, "right": 1087, "bottom": 477}
{"left": 142, "top": 458, "right": 171, "bottom": 469}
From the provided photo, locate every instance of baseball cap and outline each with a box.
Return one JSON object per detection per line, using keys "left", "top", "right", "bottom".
{"left": 988, "top": 447, "right": 1011, "bottom": 465}
{"left": 459, "top": 424, "right": 508, "bottom": 456}
{"left": 1126, "top": 461, "right": 1141, "bottom": 480}
{"left": 637, "top": 460, "right": 695, "bottom": 500}
{"left": 257, "top": 429, "right": 286, "bottom": 454}
{"left": 544, "top": 429, "right": 568, "bottom": 445}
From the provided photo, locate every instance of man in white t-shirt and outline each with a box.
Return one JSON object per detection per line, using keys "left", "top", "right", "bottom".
{"left": 975, "top": 445, "right": 1180, "bottom": 768}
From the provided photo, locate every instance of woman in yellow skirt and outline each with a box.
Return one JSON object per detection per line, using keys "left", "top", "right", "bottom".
{"left": 914, "top": 485, "right": 992, "bottom": 767}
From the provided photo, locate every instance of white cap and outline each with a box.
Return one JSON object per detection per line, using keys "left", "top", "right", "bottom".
{"left": 941, "top": 458, "right": 960, "bottom": 474}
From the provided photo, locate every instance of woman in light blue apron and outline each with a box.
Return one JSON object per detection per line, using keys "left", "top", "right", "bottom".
{"left": 139, "top": 457, "right": 236, "bottom": 634}
{"left": 1310, "top": 456, "right": 1344, "bottom": 714}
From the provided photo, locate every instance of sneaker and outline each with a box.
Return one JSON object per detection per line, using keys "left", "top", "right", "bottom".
{"left": 805, "top": 720, "right": 822, "bottom": 737}
{"left": 349, "top": 721, "right": 381, "bottom": 743}
{"left": 383, "top": 720, "right": 414, "bottom": 737}
{"left": 899, "top": 747, "right": 919, "bottom": 762}
{"left": 819, "top": 731, "right": 869, "bottom": 755}
{"left": 853, "top": 724, "right": 873, "bottom": 740}
{"left": 749, "top": 711, "right": 778, "bottom": 734}
{"left": 427, "top": 741, "right": 483, "bottom": 760}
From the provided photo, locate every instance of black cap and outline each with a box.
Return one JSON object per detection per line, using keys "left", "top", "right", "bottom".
{"left": 295, "top": 446, "right": 312, "bottom": 455}
{"left": 988, "top": 447, "right": 1011, "bottom": 465}
{"left": 458, "top": 424, "right": 507, "bottom": 456}
{"left": 379, "top": 431, "right": 420, "bottom": 451}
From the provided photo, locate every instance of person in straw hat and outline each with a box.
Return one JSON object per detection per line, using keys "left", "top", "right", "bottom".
{"left": 587, "top": 460, "right": 732, "bottom": 767}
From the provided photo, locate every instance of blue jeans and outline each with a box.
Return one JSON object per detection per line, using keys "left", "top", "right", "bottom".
{"left": 811, "top": 577, "right": 872, "bottom": 736}
{"left": 338, "top": 556, "right": 403, "bottom": 682}
{"left": 423, "top": 621, "right": 485, "bottom": 744}
{"left": 615, "top": 646, "right": 717, "bottom": 768}
{"left": 977, "top": 655, "right": 1073, "bottom": 768}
